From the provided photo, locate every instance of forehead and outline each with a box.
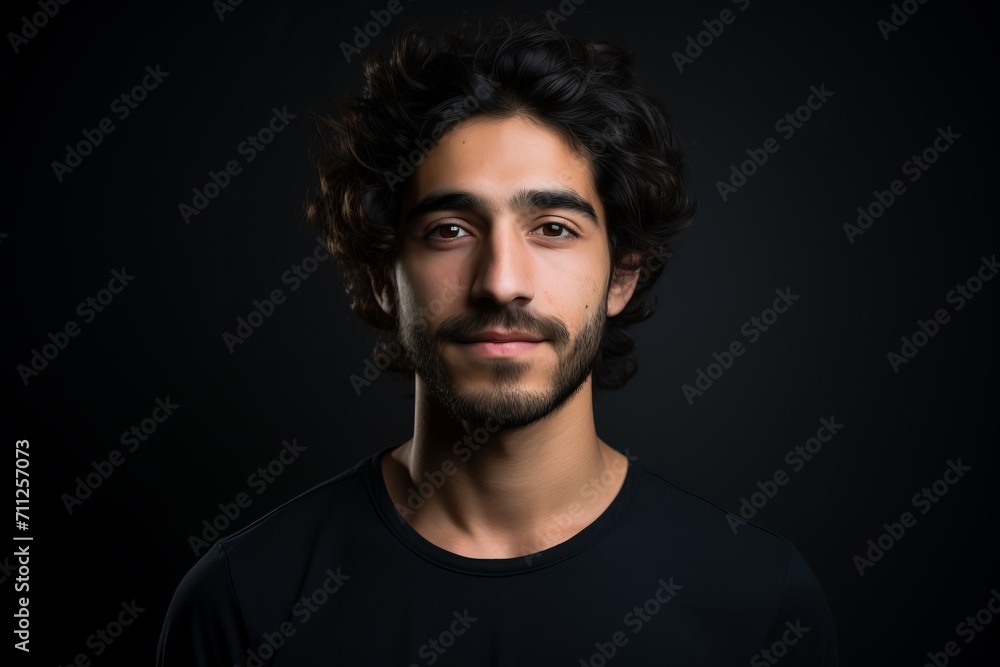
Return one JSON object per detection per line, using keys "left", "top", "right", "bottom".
{"left": 400, "top": 114, "right": 603, "bottom": 223}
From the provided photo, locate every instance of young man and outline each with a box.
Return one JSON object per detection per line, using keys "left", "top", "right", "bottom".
{"left": 158, "top": 16, "right": 838, "bottom": 666}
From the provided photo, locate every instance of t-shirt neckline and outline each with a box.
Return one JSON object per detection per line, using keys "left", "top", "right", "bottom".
{"left": 364, "top": 444, "right": 644, "bottom": 576}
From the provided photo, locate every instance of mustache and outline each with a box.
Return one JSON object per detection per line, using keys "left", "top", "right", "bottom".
{"left": 432, "top": 305, "right": 571, "bottom": 347}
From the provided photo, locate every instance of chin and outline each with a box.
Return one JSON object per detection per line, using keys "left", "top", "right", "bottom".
{"left": 437, "top": 371, "right": 589, "bottom": 430}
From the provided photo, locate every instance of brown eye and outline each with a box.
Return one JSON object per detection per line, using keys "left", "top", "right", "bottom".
{"left": 427, "top": 224, "right": 469, "bottom": 240}
{"left": 536, "top": 222, "right": 575, "bottom": 238}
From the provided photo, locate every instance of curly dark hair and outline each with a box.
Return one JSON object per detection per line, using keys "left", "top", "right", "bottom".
{"left": 306, "top": 14, "right": 697, "bottom": 390}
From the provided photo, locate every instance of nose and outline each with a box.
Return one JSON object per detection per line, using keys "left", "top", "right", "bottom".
{"left": 469, "top": 221, "right": 535, "bottom": 307}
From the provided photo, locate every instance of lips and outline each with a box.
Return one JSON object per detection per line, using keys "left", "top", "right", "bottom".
{"left": 459, "top": 330, "right": 546, "bottom": 343}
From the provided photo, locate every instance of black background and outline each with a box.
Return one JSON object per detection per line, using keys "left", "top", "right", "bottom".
{"left": 5, "top": 0, "right": 997, "bottom": 664}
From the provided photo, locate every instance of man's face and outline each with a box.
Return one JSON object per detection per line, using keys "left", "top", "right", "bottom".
{"left": 387, "top": 114, "right": 634, "bottom": 428}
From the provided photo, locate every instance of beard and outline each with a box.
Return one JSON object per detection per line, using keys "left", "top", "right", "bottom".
{"left": 398, "top": 298, "right": 607, "bottom": 429}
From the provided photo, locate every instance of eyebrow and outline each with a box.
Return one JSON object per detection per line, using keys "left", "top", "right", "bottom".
{"left": 404, "top": 188, "right": 600, "bottom": 227}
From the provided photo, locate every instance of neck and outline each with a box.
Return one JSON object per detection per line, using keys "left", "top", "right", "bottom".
{"left": 382, "top": 375, "right": 629, "bottom": 559}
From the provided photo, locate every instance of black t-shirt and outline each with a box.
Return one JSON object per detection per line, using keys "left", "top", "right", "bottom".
{"left": 157, "top": 446, "right": 838, "bottom": 666}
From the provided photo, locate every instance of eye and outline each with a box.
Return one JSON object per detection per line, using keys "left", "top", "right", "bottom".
{"left": 425, "top": 223, "right": 470, "bottom": 240}
{"left": 531, "top": 222, "right": 577, "bottom": 239}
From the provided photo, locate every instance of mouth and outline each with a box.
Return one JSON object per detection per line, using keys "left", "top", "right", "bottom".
{"left": 454, "top": 330, "right": 548, "bottom": 358}
{"left": 458, "top": 330, "right": 547, "bottom": 344}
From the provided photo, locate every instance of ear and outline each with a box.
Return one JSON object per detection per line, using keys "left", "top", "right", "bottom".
{"left": 372, "top": 270, "right": 396, "bottom": 317}
{"left": 606, "top": 251, "right": 642, "bottom": 318}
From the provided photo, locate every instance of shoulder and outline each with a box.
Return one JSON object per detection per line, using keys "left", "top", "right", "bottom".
{"left": 633, "top": 461, "right": 793, "bottom": 560}
{"left": 220, "top": 449, "right": 374, "bottom": 559}
{"left": 633, "top": 460, "right": 820, "bottom": 580}
{"left": 156, "top": 541, "right": 246, "bottom": 666}
{"left": 157, "top": 449, "right": 379, "bottom": 666}
{"left": 631, "top": 461, "right": 838, "bottom": 662}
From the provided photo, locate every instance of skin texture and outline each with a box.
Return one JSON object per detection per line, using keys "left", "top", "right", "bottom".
{"left": 379, "top": 114, "right": 640, "bottom": 559}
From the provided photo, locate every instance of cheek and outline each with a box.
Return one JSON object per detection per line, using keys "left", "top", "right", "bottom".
{"left": 396, "top": 260, "right": 465, "bottom": 328}
{"left": 541, "top": 256, "right": 607, "bottom": 315}
{"left": 542, "top": 284, "right": 600, "bottom": 335}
